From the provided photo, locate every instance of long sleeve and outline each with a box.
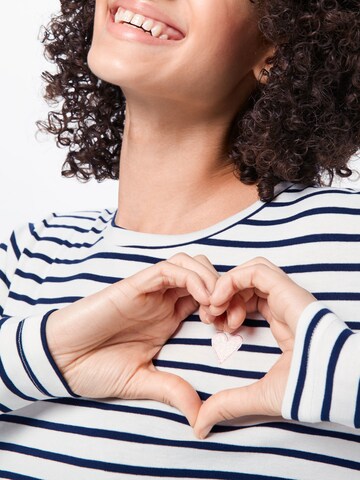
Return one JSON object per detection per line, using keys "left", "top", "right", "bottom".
{"left": 0, "top": 228, "right": 77, "bottom": 414}
{"left": 282, "top": 301, "right": 360, "bottom": 428}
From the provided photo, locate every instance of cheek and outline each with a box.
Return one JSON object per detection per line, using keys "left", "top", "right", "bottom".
{"left": 192, "top": 20, "right": 261, "bottom": 91}
{"left": 219, "top": 19, "right": 262, "bottom": 70}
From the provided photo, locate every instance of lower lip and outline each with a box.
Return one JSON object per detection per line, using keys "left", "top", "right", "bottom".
{"left": 106, "top": 13, "right": 181, "bottom": 45}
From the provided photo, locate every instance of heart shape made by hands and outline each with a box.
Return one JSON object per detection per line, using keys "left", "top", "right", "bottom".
{"left": 211, "top": 331, "right": 243, "bottom": 364}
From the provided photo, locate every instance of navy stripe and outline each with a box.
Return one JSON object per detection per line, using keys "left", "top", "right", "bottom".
{"left": 51, "top": 397, "right": 190, "bottom": 424}
{"left": 0, "top": 470, "right": 41, "bottom": 480}
{"left": 29, "top": 223, "right": 103, "bottom": 249}
{"left": 321, "top": 329, "right": 353, "bottom": 421}
{"left": 10, "top": 232, "right": 21, "bottom": 260}
{"left": 23, "top": 248, "right": 164, "bottom": 266}
{"left": 15, "top": 269, "right": 121, "bottom": 286}
{"left": 166, "top": 339, "right": 281, "bottom": 354}
{"left": 242, "top": 207, "right": 360, "bottom": 226}
{"left": 154, "top": 359, "right": 265, "bottom": 379}
{"left": 354, "top": 380, "right": 360, "bottom": 428}
{"left": 40, "top": 310, "right": 80, "bottom": 398}
{"left": 183, "top": 314, "right": 200, "bottom": 322}
{"left": 43, "top": 218, "right": 103, "bottom": 235}
{"left": 0, "top": 316, "right": 11, "bottom": 328}
{"left": 4, "top": 414, "right": 360, "bottom": 449}
{"left": 347, "top": 322, "right": 360, "bottom": 330}
{"left": 52, "top": 212, "right": 110, "bottom": 223}
{"left": 15, "top": 321, "right": 53, "bottom": 398}
{"left": 0, "top": 243, "right": 7, "bottom": 252}
{"left": 285, "top": 186, "right": 360, "bottom": 195}
{"left": 185, "top": 317, "right": 270, "bottom": 328}
{"left": 0, "top": 357, "right": 37, "bottom": 402}
{"left": 0, "top": 271, "right": 11, "bottom": 289}
{"left": 197, "top": 234, "right": 360, "bottom": 250}
{"left": 284, "top": 263, "right": 360, "bottom": 274}
{"left": 9, "top": 292, "right": 82, "bottom": 306}
{"left": 0, "top": 403, "right": 10, "bottom": 413}
{"left": 316, "top": 292, "right": 360, "bottom": 301}
{"left": 48, "top": 399, "right": 360, "bottom": 443}
{"left": 53, "top": 212, "right": 102, "bottom": 221}
{"left": 291, "top": 308, "right": 331, "bottom": 420}
{"left": 243, "top": 318, "right": 269, "bottom": 328}
{"left": 0, "top": 439, "right": 358, "bottom": 474}
{"left": 258, "top": 421, "right": 360, "bottom": 443}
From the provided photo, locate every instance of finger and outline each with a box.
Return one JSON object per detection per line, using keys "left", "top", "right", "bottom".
{"left": 139, "top": 368, "right": 202, "bottom": 427}
{"left": 209, "top": 257, "right": 284, "bottom": 311}
{"left": 127, "top": 261, "right": 210, "bottom": 305}
{"left": 194, "top": 381, "right": 268, "bottom": 439}
{"left": 210, "top": 264, "right": 284, "bottom": 309}
{"left": 174, "top": 295, "right": 200, "bottom": 322}
{"left": 198, "top": 305, "right": 226, "bottom": 326}
{"left": 193, "top": 254, "right": 220, "bottom": 279}
{"left": 232, "top": 256, "right": 284, "bottom": 275}
{"left": 167, "top": 253, "right": 219, "bottom": 297}
{"left": 201, "top": 292, "right": 247, "bottom": 331}
{"left": 225, "top": 294, "right": 247, "bottom": 331}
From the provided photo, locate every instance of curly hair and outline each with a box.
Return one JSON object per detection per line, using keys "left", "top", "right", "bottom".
{"left": 37, "top": 0, "right": 360, "bottom": 202}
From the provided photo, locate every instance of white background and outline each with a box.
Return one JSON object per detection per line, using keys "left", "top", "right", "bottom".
{"left": 0, "top": 0, "right": 118, "bottom": 240}
{"left": 0, "top": 0, "right": 359, "bottom": 240}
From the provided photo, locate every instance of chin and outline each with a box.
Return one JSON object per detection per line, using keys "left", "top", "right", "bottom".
{"left": 87, "top": 41, "right": 154, "bottom": 91}
{"left": 88, "top": 43, "right": 129, "bottom": 88}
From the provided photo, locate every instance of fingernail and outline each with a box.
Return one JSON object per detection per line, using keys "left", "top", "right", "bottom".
{"left": 204, "top": 313, "right": 213, "bottom": 324}
{"left": 227, "top": 313, "right": 238, "bottom": 330}
{"left": 199, "top": 427, "right": 211, "bottom": 439}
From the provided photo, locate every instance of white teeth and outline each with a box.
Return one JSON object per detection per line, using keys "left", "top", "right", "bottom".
{"left": 114, "top": 9, "right": 122, "bottom": 23}
{"left": 131, "top": 14, "right": 145, "bottom": 27}
{"left": 151, "top": 24, "right": 163, "bottom": 38}
{"left": 142, "top": 19, "right": 154, "bottom": 31}
{"left": 122, "top": 9, "right": 134, "bottom": 23}
{"left": 114, "top": 7, "right": 171, "bottom": 40}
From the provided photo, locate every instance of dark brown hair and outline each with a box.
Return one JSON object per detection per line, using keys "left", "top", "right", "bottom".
{"left": 37, "top": 0, "right": 360, "bottom": 201}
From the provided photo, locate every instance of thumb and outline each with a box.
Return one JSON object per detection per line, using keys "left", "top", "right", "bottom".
{"left": 139, "top": 369, "right": 202, "bottom": 427}
{"left": 194, "top": 381, "right": 267, "bottom": 439}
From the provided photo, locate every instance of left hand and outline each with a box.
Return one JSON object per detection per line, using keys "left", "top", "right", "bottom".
{"left": 194, "top": 257, "right": 316, "bottom": 439}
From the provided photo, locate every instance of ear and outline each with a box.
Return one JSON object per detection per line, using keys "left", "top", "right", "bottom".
{"left": 252, "top": 43, "right": 276, "bottom": 85}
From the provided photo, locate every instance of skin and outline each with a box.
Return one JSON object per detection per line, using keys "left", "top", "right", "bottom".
{"left": 88, "top": 0, "right": 274, "bottom": 234}
{"left": 47, "top": 0, "right": 316, "bottom": 439}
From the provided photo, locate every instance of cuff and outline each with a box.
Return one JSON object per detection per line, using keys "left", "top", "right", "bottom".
{"left": 0, "top": 310, "right": 78, "bottom": 412}
{"left": 282, "top": 301, "right": 359, "bottom": 428}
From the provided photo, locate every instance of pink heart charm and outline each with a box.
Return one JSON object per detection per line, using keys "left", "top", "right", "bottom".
{"left": 211, "top": 332, "right": 243, "bottom": 364}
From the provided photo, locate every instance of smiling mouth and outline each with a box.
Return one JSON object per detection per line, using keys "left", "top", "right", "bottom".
{"left": 111, "top": 7, "right": 185, "bottom": 42}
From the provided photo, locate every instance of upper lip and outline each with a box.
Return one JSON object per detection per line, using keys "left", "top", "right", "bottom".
{"left": 110, "top": 0, "right": 186, "bottom": 37}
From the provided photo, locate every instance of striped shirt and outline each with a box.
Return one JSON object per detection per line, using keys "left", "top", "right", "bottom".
{"left": 0, "top": 181, "right": 359, "bottom": 479}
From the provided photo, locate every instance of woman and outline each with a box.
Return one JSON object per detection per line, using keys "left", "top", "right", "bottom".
{"left": 0, "top": 0, "right": 359, "bottom": 478}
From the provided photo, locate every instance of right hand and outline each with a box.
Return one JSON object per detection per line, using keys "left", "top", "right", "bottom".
{"left": 46, "top": 253, "right": 219, "bottom": 426}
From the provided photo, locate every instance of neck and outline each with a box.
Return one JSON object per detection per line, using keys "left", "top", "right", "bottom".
{"left": 115, "top": 98, "right": 260, "bottom": 235}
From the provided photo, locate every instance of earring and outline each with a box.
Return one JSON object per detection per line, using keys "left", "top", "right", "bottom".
{"left": 258, "top": 67, "right": 270, "bottom": 84}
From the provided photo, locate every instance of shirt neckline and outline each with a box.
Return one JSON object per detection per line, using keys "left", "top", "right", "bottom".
{"left": 103, "top": 181, "right": 293, "bottom": 248}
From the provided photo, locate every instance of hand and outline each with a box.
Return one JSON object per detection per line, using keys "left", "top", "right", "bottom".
{"left": 194, "top": 257, "right": 317, "bottom": 438}
{"left": 46, "top": 253, "right": 218, "bottom": 426}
